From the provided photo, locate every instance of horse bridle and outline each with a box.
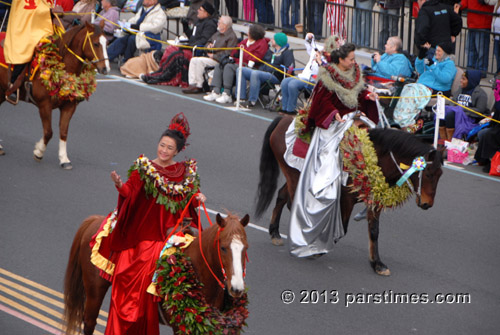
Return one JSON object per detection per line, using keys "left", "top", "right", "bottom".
{"left": 59, "top": 26, "right": 106, "bottom": 66}
{"left": 389, "top": 150, "right": 434, "bottom": 198}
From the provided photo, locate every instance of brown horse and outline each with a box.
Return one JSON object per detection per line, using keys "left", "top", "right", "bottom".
{"left": 0, "top": 22, "right": 109, "bottom": 169}
{"left": 63, "top": 212, "right": 250, "bottom": 335}
{"left": 255, "top": 116, "right": 443, "bottom": 275}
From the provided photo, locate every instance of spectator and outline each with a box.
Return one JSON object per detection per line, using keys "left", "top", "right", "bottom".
{"left": 243, "top": 0, "right": 255, "bottom": 21}
{"left": 414, "top": 0, "right": 462, "bottom": 59}
{"left": 60, "top": 0, "right": 97, "bottom": 29}
{"left": 280, "top": 32, "right": 324, "bottom": 115}
{"left": 326, "top": 0, "right": 347, "bottom": 39}
{"left": 492, "top": 0, "right": 500, "bottom": 75}
{"left": 255, "top": 0, "right": 274, "bottom": 24}
{"left": 203, "top": 24, "right": 269, "bottom": 104}
{"left": 281, "top": 0, "right": 300, "bottom": 31}
{"left": 415, "top": 41, "right": 457, "bottom": 96}
{"left": 182, "top": 15, "right": 238, "bottom": 93}
{"left": 475, "top": 101, "right": 500, "bottom": 172}
{"left": 377, "top": 0, "right": 402, "bottom": 50}
{"left": 462, "top": 0, "right": 495, "bottom": 77}
{"left": 352, "top": 0, "right": 375, "bottom": 48}
{"left": 95, "top": 0, "right": 120, "bottom": 43}
{"left": 306, "top": 0, "right": 325, "bottom": 38}
{"left": 236, "top": 32, "right": 295, "bottom": 108}
{"left": 440, "top": 69, "right": 488, "bottom": 140}
{"left": 54, "top": 0, "right": 74, "bottom": 12}
{"left": 225, "top": 0, "right": 239, "bottom": 18}
{"left": 371, "top": 36, "right": 413, "bottom": 79}
{"left": 140, "top": 2, "right": 217, "bottom": 86}
{"left": 107, "top": 0, "right": 166, "bottom": 63}
{"left": 182, "top": 0, "right": 215, "bottom": 35}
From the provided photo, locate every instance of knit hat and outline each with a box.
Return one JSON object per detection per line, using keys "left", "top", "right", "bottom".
{"left": 437, "top": 41, "right": 454, "bottom": 55}
{"left": 274, "top": 32, "right": 288, "bottom": 47}
{"left": 201, "top": 2, "right": 215, "bottom": 16}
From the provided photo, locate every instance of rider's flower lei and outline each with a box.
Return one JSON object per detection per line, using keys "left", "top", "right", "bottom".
{"left": 340, "top": 126, "right": 413, "bottom": 210}
{"left": 153, "top": 249, "right": 249, "bottom": 334}
{"left": 34, "top": 35, "right": 97, "bottom": 102}
{"left": 128, "top": 155, "right": 200, "bottom": 214}
{"left": 323, "top": 62, "right": 361, "bottom": 89}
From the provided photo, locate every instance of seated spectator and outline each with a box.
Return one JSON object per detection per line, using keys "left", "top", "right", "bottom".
{"left": 203, "top": 24, "right": 269, "bottom": 104}
{"left": 235, "top": 32, "right": 294, "bottom": 108}
{"left": 182, "top": 15, "right": 238, "bottom": 94}
{"left": 371, "top": 36, "right": 413, "bottom": 79}
{"left": 107, "top": 0, "right": 166, "bottom": 63}
{"left": 279, "top": 32, "right": 324, "bottom": 115}
{"left": 440, "top": 69, "right": 488, "bottom": 140}
{"left": 474, "top": 102, "right": 500, "bottom": 172}
{"left": 54, "top": 0, "right": 74, "bottom": 12}
{"left": 415, "top": 41, "right": 457, "bottom": 96}
{"left": 94, "top": 0, "right": 120, "bottom": 43}
{"left": 60, "top": 0, "right": 96, "bottom": 29}
{"left": 182, "top": 0, "right": 216, "bottom": 35}
{"left": 139, "top": 2, "right": 217, "bottom": 86}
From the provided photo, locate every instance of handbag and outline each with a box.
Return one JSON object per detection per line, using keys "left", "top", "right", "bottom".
{"left": 135, "top": 32, "right": 151, "bottom": 50}
{"left": 489, "top": 151, "right": 500, "bottom": 177}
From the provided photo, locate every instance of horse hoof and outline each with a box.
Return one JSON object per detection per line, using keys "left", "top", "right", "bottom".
{"left": 375, "top": 266, "right": 391, "bottom": 276}
{"left": 0, "top": 149, "right": 5, "bottom": 156}
{"left": 271, "top": 238, "right": 284, "bottom": 246}
{"left": 33, "top": 154, "right": 42, "bottom": 162}
{"left": 61, "top": 162, "right": 73, "bottom": 170}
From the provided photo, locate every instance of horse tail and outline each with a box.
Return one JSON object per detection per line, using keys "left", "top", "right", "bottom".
{"left": 255, "top": 116, "right": 283, "bottom": 218}
{"left": 63, "top": 216, "right": 96, "bottom": 335}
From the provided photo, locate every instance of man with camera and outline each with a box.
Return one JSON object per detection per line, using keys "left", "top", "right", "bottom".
{"left": 182, "top": 15, "right": 238, "bottom": 94}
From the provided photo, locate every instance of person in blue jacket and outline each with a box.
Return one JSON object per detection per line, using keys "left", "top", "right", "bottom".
{"left": 415, "top": 41, "right": 457, "bottom": 96}
{"left": 371, "top": 36, "right": 413, "bottom": 79}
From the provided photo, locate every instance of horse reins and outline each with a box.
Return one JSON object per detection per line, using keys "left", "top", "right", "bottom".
{"left": 55, "top": 24, "right": 106, "bottom": 66}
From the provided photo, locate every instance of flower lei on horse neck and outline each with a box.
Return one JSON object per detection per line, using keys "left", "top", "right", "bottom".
{"left": 150, "top": 233, "right": 249, "bottom": 335}
{"left": 340, "top": 126, "right": 413, "bottom": 210}
{"left": 34, "top": 35, "right": 97, "bottom": 101}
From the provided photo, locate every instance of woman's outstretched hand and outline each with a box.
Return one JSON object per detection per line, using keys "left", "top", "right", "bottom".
{"left": 195, "top": 193, "right": 206, "bottom": 203}
{"left": 111, "top": 171, "right": 123, "bottom": 189}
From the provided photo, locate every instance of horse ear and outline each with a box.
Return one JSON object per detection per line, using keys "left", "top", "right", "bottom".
{"left": 240, "top": 214, "right": 250, "bottom": 227}
{"left": 216, "top": 213, "right": 226, "bottom": 228}
{"left": 85, "top": 21, "right": 94, "bottom": 32}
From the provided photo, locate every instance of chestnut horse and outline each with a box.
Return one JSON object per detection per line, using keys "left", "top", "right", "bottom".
{"left": 255, "top": 116, "right": 443, "bottom": 275}
{"left": 0, "top": 22, "right": 109, "bottom": 169}
{"left": 63, "top": 212, "right": 249, "bottom": 335}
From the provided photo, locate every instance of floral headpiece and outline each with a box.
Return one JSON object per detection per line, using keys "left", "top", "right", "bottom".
{"left": 168, "top": 112, "right": 191, "bottom": 149}
{"left": 323, "top": 34, "right": 345, "bottom": 54}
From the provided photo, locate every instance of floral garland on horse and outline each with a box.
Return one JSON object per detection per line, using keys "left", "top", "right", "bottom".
{"left": 34, "top": 35, "right": 96, "bottom": 101}
{"left": 148, "top": 233, "right": 249, "bottom": 334}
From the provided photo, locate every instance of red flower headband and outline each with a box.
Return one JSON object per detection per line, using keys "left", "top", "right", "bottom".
{"left": 168, "top": 112, "right": 191, "bottom": 140}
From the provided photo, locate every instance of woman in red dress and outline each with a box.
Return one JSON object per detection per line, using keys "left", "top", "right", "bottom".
{"left": 91, "top": 113, "right": 206, "bottom": 335}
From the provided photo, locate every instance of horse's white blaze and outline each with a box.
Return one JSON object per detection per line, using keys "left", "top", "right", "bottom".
{"left": 58, "top": 139, "right": 70, "bottom": 164}
{"left": 33, "top": 138, "right": 46, "bottom": 158}
{"left": 100, "top": 35, "right": 110, "bottom": 73}
{"left": 230, "top": 238, "right": 245, "bottom": 291}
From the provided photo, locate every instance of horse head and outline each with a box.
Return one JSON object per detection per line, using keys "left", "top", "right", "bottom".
{"left": 215, "top": 213, "right": 249, "bottom": 298}
{"left": 80, "top": 21, "right": 110, "bottom": 75}
{"left": 412, "top": 149, "right": 443, "bottom": 209}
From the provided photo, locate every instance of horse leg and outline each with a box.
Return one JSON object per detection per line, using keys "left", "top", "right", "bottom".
{"left": 269, "top": 183, "right": 288, "bottom": 246}
{"left": 367, "top": 209, "right": 391, "bottom": 276}
{"left": 58, "top": 104, "right": 77, "bottom": 169}
{"left": 34, "top": 104, "right": 53, "bottom": 161}
{"left": 340, "top": 188, "right": 357, "bottom": 235}
{"left": 82, "top": 278, "right": 110, "bottom": 335}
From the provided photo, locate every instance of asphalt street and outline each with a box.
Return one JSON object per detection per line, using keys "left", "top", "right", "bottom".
{"left": 1, "top": 74, "right": 499, "bottom": 335}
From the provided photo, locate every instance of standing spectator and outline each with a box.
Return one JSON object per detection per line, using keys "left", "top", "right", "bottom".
{"left": 235, "top": 32, "right": 295, "bottom": 108}
{"left": 493, "top": 0, "right": 500, "bottom": 75}
{"left": 326, "top": 0, "right": 347, "bottom": 39}
{"left": 243, "top": 0, "right": 255, "bottom": 21}
{"left": 306, "top": 0, "right": 325, "bottom": 38}
{"left": 352, "top": 0, "right": 375, "bottom": 48}
{"left": 255, "top": 0, "right": 274, "bottom": 24}
{"left": 203, "top": 24, "right": 269, "bottom": 104}
{"left": 225, "top": 0, "right": 239, "bottom": 19}
{"left": 377, "top": 0, "right": 402, "bottom": 51}
{"left": 415, "top": 0, "right": 462, "bottom": 59}
{"left": 182, "top": 15, "right": 238, "bottom": 93}
{"left": 280, "top": 32, "right": 324, "bottom": 115}
{"left": 281, "top": 0, "right": 300, "bottom": 31}
{"left": 462, "top": 0, "right": 495, "bottom": 77}
{"left": 371, "top": 36, "right": 413, "bottom": 79}
{"left": 95, "top": 0, "right": 120, "bottom": 43}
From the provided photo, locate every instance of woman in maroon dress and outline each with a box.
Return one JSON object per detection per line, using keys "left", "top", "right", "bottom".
{"left": 91, "top": 113, "right": 206, "bottom": 335}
